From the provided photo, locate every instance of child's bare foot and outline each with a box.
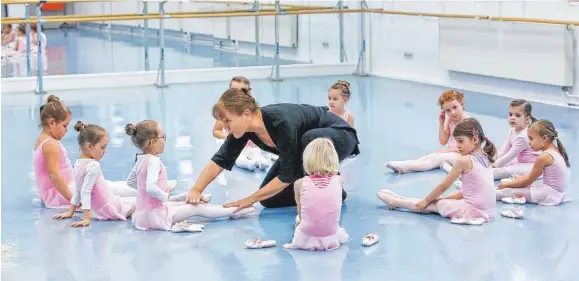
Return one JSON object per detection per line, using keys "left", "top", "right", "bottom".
{"left": 377, "top": 191, "right": 398, "bottom": 210}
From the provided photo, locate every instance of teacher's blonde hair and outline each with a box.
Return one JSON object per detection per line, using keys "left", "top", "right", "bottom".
{"left": 302, "top": 138, "right": 339, "bottom": 176}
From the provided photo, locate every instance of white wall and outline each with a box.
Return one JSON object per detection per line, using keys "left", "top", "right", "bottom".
{"left": 367, "top": 1, "right": 579, "bottom": 105}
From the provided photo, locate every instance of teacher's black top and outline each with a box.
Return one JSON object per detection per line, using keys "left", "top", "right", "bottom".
{"left": 211, "top": 103, "right": 360, "bottom": 184}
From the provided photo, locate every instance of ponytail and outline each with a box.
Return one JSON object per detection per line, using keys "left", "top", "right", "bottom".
{"left": 483, "top": 137, "right": 497, "bottom": 163}
{"left": 528, "top": 115, "right": 538, "bottom": 126}
{"left": 555, "top": 138, "right": 571, "bottom": 167}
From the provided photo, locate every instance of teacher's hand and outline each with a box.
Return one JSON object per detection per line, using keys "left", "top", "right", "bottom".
{"left": 186, "top": 188, "right": 203, "bottom": 204}
{"left": 224, "top": 196, "right": 257, "bottom": 213}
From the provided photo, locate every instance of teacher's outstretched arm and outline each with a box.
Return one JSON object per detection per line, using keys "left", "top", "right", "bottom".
{"left": 186, "top": 161, "right": 224, "bottom": 204}
{"left": 224, "top": 177, "right": 289, "bottom": 212}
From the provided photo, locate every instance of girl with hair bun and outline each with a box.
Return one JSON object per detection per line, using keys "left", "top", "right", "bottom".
{"left": 53, "top": 121, "right": 137, "bottom": 227}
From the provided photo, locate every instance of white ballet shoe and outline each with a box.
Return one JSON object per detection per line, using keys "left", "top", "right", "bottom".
{"left": 229, "top": 206, "right": 256, "bottom": 219}
{"left": 440, "top": 162, "right": 453, "bottom": 173}
{"left": 501, "top": 196, "right": 526, "bottom": 204}
{"left": 501, "top": 206, "right": 524, "bottom": 219}
{"left": 245, "top": 237, "right": 276, "bottom": 249}
{"left": 362, "top": 233, "right": 379, "bottom": 247}
{"left": 171, "top": 221, "right": 205, "bottom": 233}
{"left": 449, "top": 217, "right": 486, "bottom": 225}
{"left": 202, "top": 194, "right": 212, "bottom": 203}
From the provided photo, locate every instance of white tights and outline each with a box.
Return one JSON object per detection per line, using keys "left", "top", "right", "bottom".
{"left": 106, "top": 181, "right": 137, "bottom": 197}
{"left": 386, "top": 152, "right": 459, "bottom": 173}
{"left": 377, "top": 190, "right": 440, "bottom": 214}
{"left": 167, "top": 192, "right": 253, "bottom": 223}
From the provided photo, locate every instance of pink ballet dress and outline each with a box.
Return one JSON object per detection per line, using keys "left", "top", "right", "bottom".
{"left": 131, "top": 154, "right": 177, "bottom": 230}
{"left": 71, "top": 159, "right": 134, "bottom": 221}
{"left": 446, "top": 120, "right": 457, "bottom": 148}
{"left": 32, "top": 138, "right": 74, "bottom": 208}
{"left": 438, "top": 153, "right": 496, "bottom": 223}
{"left": 494, "top": 128, "right": 538, "bottom": 176}
{"left": 528, "top": 150, "right": 570, "bottom": 205}
{"left": 286, "top": 175, "right": 349, "bottom": 251}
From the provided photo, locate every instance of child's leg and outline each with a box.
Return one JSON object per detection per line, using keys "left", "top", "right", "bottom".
{"left": 386, "top": 152, "right": 458, "bottom": 173}
{"left": 168, "top": 192, "right": 211, "bottom": 202}
{"left": 169, "top": 202, "right": 254, "bottom": 223}
{"left": 496, "top": 187, "right": 532, "bottom": 202}
{"left": 494, "top": 163, "right": 535, "bottom": 180}
{"left": 377, "top": 190, "right": 439, "bottom": 214}
{"left": 106, "top": 181, "right": 137, "bottom": 197}
{"left": 120, "top": 197, "right": 137, "bottom": 217}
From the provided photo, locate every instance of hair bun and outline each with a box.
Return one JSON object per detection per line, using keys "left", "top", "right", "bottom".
{"left": 337, "top": 80, "right": 350, "bottom": 88}
{"left": 74, "top": 120, "right": 86, "bottom": 132}
{"left": 46, "top": 95, "right": 60, "bottom": 103}
{"left": 125, "top": 123, "right": 136, "bottom": 136}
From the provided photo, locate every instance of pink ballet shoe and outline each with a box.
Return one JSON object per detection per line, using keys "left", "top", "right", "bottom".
{"left": 501, "top": 206, "right": 524, "bottom": 219}
{"left": 362, "top": 233, "right": 379, "bottom": 247}
{"left": 377, "top": 191, "right": 398, "bottom": 210}
{"left": 171, "top": 221, "right": 205, "bottom": 233}
{"left": 246, "top": 237, "right": 276, "bottom": 249}
{"left": 501, "top": 196, "right": 526, "bottom": 204}
{"left": 229, "top": 206, "right": 256, "bottom": 219}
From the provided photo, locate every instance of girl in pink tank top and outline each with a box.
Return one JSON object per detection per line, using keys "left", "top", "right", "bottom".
{"left": 125, "top": 120, "right": 255, "bottom": 232}
{"left": 328, "top": 80, "right": 355, "bottom": 127}
{"left": 379, "top": 118, "right": 497, "bottom": 225}
{"left": 53, "top": 121, "right": 137, "bottom": 227}
{"left": 493, "top": 99, "right": 540, "bottom": 180}
{"left": 32, "top": 95, "right": 74, "bottom": 209}
{"left": 386, "top": 90, "right": 469, "bottom": 174}
{"left": 284, "top": 138, "right": 349, "bottom": 250}
{"left": 497, "top": 120, "right": 570, "bottom": 206}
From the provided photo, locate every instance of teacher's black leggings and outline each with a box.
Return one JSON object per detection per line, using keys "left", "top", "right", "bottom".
{"left": 259, "top": 128, "right": 358, "bottom": 208}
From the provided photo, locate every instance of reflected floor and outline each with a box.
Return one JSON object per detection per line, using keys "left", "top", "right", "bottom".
{"left": 2, "top": 75, "right": 578, "bottom": 281}
{"left": 1, "top": 28, "right": 301, "bottom": 78}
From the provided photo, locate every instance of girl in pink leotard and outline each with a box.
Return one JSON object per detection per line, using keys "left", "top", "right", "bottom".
{"left": 379, "top": 118, "right": 497, "bottom": 225}
{"left": 385, "top": 90, "right": 469, "bottom": 173}
{"left": 32, "top": 95, "right": 74, "bottom": 209}
{"left": 497, "top": 120, "right": 570, "bottom": 206}
{"left": 53, "top": 121, "right": 137, "bottom": 227}
{"left": 126, "top": 120, "right": 255, "bottom": 231}
{"left": 492, "top": 99, "right": 539, "bottom": 180}
{"left": 284, "top": 138, "right": 349, "bottom": 251}
{"left": 328, "top": 80, "right": 354, "bottom": 127}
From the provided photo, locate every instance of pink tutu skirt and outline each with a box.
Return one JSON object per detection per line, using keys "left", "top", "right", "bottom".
{"left": 92, "top": 197, "right": 135, "bottom": 221}
{"left": 285, "top": 225, "right": 349, "bottom": 251}
{"left": 132, "top": 203, "right": 178, "bottom": 231}
{"left": 38, "top": 183, "right": 73, "bottom": 209}
{"left": 437, "top": 199, "right": 493, "bottom": 223}
{"left": 530, "top": 183, "right": 569, "bottom": 206}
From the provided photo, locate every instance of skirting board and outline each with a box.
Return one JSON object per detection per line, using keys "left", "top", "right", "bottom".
{"left": 371, "top": 70, "right": 578, "bottom": 108}
{"left": 1, "top": 63, "right": 356, "bottom": 93}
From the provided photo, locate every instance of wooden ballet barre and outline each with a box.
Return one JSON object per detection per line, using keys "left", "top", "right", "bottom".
{"left": 377, "top": 9, "right": 579, "bottom": 25}
{"left": 4, "top": 8, "right": 282, "bottom": 22}
{"left": 191, "top": 0, "right": 332, "bottom": 10}
{"left": 2, "top": 8, "right": 375, "bottom": 24}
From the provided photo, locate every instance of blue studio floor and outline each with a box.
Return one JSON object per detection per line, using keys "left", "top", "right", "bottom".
{"left": 2, "top": 75, "right": 579, "bottom": 281}
{"left": 1, "top": 27, "right": 301, "bottom": 78}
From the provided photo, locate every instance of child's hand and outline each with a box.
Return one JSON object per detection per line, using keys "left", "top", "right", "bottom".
{"left": 439, "top": 110, "right": 446, "bottom": 125}
{"left": 70, "top": 219, "right": 90, "bottom": 228}
{"left": 53, "top": 211, "right": 74, "bottom": 220}
{"left": 415, "top": 199, "right": 431, "bottom": 212}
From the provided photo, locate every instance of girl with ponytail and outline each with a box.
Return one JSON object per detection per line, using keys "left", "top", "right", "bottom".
{"left": 378, "top": 118, "right": 497, "bottom": 225}
{"left": 497, "top": 120, "right": 570, "bottom": 206}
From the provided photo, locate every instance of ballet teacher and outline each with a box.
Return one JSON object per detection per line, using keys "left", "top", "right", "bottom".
{"left": 186, "top": 87, "right": 360, "bottom": 211}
